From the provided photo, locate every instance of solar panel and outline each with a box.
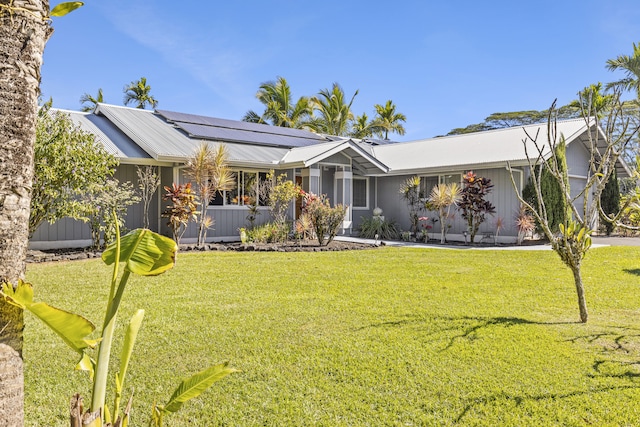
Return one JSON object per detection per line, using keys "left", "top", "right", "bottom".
{"left": 177, "top": 122, "right": 322, "bottom": 148}
{"left": 156, "top": 109, "right": 326, "bottom": 142}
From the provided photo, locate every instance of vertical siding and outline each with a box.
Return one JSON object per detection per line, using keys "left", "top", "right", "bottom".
{"left": 375, "top": 169, "right": 523, "bottom": 238}
{"left": 114, "top": 164, "right": 144, "bottom": 231}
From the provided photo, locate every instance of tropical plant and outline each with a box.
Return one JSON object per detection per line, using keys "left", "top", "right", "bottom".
{"left": 242, "top": 76, "right": 312, "bottom": 128}
{"left": 372, "top": 100, "right": 406, "bottom": 140}
{"left": 458, "top": 171, "right": 496, "bottom": 243}
{"left": 507, "top": 95, "right": 640, "bottom": 323}
{"left": 357, "top": 216, "right": 400, "bottom": 240}
{"left": 399, "top": 176, "right": 423, "bottom": 234}
{"left": 162, "top": 183, "right": 199, "bottom": 244}
{"left": 79, "top": 88, "right": 104, "bottom": 112}
{"left": 245, "top": 221, "right": 290, "bottom": 244}
{"left": 515, "top": 205, "right": 536, "bottom": 245}
{"left": 306, "top": 83, "right": 358, "bottom": 136}
{"left": 606, "top": 41, "right": 640, "bottom": 98}
{"left": 1, "top": 225, "right": 235, "bottom": 426}
{"left": 301, "top": 191, "right": 347, "bottom": 246}
{"left": 265, "top": 171, "right": 301, "bottom": 226}
{"left": 123, "top": 77, "right": 158, "bottom": 109}
{"left": 427, "top": 183, "right": 461, "bottom": 244}
{"left": 294, "top": 212, "right": 315, "bottom": 242}
{"left": 184, "top": 143, "right": 235, "bottom": 246}
{"left": 136, "top": 165, "right": 161, "bottom": 230}
{"left": 350, "top": 113, "right": 378, "bottom": 139}
{"left": 30, "top": 102, "right": 118, "bottom": 236}
{"left": 85, "top": 178, "right": 140, "bottom": 249}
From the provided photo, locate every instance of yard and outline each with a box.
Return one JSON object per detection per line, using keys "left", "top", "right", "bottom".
{"left": 23, "top": 246, "right": 640, "bottom": 426}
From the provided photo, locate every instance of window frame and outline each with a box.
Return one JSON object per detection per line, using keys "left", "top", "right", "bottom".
{"left": 209, "top": 170, "right": 269, "bottom": 208}
{"left": 352, "top": 176, "right": 369, "bottom": 210}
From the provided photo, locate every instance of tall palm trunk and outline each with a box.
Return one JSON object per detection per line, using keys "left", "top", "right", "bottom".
{"left": 0, "top": 1, "right": 51, "bottom": 425}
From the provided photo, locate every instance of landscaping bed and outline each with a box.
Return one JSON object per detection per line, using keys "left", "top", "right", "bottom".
{"left": 26, "top": 239, "right": 378, "bottom": 263}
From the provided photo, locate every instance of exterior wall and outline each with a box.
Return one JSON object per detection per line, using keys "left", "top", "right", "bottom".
{"left": 177, "top": 167, "right": 296, "bottom": 243}
{"left": 29, "top": 163, "right": 167, "bottom": 249}
{"left": 374, "top": 168, "right": 525, "bottom": 240}
{"left": 351, "top": 175, "right": 375, "bottom": 231}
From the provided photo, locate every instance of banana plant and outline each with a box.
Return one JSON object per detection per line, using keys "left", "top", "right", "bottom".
{"left": 1, "top": 225, "right": 236, "bottom": 426}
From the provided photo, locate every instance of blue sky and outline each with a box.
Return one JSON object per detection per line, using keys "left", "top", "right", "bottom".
{"left": 41, "top": 0, "right": 640, "bottom": 140}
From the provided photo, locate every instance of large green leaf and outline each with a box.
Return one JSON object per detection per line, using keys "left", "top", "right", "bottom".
{"left": 161, "top": 363, "right": 237, "bottom": 413}
{"left": 50, "top": 1, "right": 84, "bottom": 17}
{"left": 0, "top": 281, "right": 98, "bottom": 352}
{"left": 102, "top": 229, "right": 177, "bottom": 276}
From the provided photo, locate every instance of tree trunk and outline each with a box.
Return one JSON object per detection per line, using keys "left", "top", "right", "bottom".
{"left": 0, "top": 345, "right": 23, "bottom": 426}
{"left": 571, "top": 264, "right": 589, "bottom": 323}
{"left": 0, "top": 1, "right": 51, "bottom": 425}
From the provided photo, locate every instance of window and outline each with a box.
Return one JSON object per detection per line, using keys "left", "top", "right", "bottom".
{"left": 353, "top": 178, "right": 368, "bottom": 208}
{"left": 210, "top": 170, "right": 269, "bottom": 206}
{"left": 440, "top": 173, "right": 462, "bottom": 185}
{"left": 420, "top": 174, "right": 462, "bottom": 198}
{"left": 420, "top": 176, "right": 438, "bottom": 198}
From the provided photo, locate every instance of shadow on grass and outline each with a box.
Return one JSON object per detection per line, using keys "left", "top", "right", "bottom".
{"left": 438, "top": 316, "right": 578, "bottom": 352}
{"left": 454, "top": 384, "right": 640, "bottom": 424}
{"left": 565, "top": 325, "right": 640, "bottom": 354}
{"left": 356, "top": 315, "right": 577, "bottom": 351}
{"left": 623, "top": 268, "right": 640, "bottom": 276}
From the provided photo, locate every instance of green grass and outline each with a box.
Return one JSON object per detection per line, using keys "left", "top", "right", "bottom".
{"left": 23, "top": 246, "right": 640, "bottom": 426}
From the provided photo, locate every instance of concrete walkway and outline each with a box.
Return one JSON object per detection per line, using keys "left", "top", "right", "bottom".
{"left": 336, "top": 235, "right": 640, "bottom": 250}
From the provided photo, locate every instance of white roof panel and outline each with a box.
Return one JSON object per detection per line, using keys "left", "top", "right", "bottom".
{"left": 372, "top": 119, "right": 589, "bottom": 173}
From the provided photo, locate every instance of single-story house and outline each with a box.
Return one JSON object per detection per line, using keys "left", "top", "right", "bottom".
{"left": 29, "top": 103, "right": 629, "bottom": 249}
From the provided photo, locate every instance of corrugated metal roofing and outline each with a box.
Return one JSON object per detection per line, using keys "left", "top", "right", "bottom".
{"left": 52, "top": 109, "right": 151, "bottom": 159}
{"left": 371, "top": 119, "right": 590, "bottom": 173}
{"left": 156, "top": 108, "right": 328, "bottom": 148}
{"left": 94, "top": 104, "right": 288, "bottom": 164}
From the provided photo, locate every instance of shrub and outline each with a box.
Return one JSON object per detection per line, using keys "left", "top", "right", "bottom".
{"left": 246, "top": 221, "right": 290, "bottom": 243}
{"left": 358, "top": 216, "right": 400, "bottom": 240}
{"left": 458, "top": 171, "right": 496, "bottom": 243}
{"left": 600, "top": 169, "right": 620, "bottom": 235}
{"left": 162, "top": 182, "right": 199, "bottom": 244}
{"left": 301, "top": 191, "right": 347, "bottom": 246}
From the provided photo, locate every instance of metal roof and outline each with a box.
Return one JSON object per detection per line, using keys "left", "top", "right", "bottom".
{"left": 60, "top": 105, "right": 629, "bottom": 178}
{"left": 51, "top": 108, "right": 151, "bottom": 160}
{"left": 94, "top": 104, "right": 289, "bottom": 164}
{"left": 370, "top": 119, "right": 592, "bottom": 174}
{"left": 280, "top": 139, "right": 389, "bottom": 174}
{"left": 156, "top": 109, "right": 329, "bottom": 148}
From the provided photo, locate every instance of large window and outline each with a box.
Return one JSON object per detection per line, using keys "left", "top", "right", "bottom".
{"left": 420, "top": 173, "right": 462, "bottom": 198}
{"left": 353, "top": 177, "right": 368, "bottom": 208}
{"left": 210, "top": 170, "right": 269, "bottom": 206}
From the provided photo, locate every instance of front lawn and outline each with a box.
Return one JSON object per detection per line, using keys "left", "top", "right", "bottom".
{"left": 24, "top": 246, "right": 640, "bottom": 426}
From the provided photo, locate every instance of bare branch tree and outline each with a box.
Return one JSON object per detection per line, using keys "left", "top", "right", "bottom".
{"left": 508, "top": 90, "right": 640, "bottom": 323}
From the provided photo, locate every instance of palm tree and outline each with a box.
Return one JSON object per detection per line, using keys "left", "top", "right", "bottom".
{"left": 123, "top": 77, "right": 158, "bottom": 109}
{"left": 307, "top": 83, "right": 358, "bottom": 136}
{"left": 372, "top": 100, "right": 406, "bottom": 140}
{"left": 568, "top": 82, "right": 615, "bottom": 117}
{"left": 350, "top": 113, "right": 378, "bottom": 139}
{"left": 242, "top": 76, "right": 311, "bottom": 128}
{"left": 606, "top": 42, "right": 640, "bottom": 98}
{"left": 0, "top": 2, "right": 54, "bottom": 424}
{"left": 79, "top": 88, "right": 104, "bottom": 112}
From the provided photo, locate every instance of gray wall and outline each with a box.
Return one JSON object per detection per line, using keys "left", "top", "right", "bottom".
{"left": 374, "top": 168, "right": 524, "bottom": 238}
{"left": 30, "top": 163, "right": 166, "bottom": 248}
